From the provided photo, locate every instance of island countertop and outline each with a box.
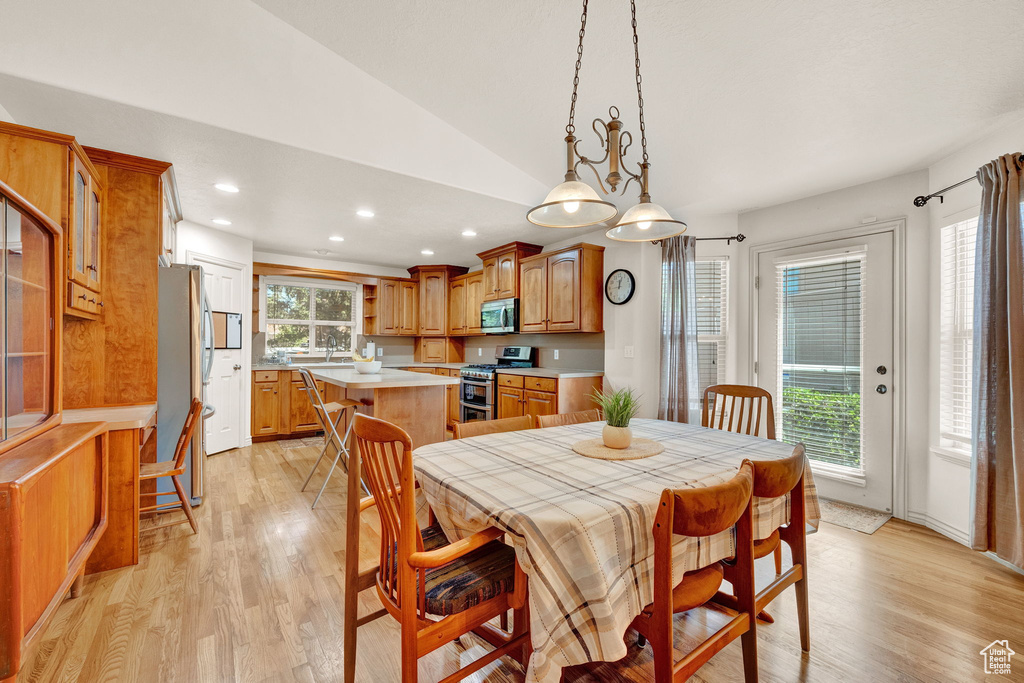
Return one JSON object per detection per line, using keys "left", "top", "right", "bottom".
{"left": 308, "top": 367, "right": 460, "bottom": 390}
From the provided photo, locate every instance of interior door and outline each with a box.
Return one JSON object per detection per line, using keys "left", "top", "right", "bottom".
{"left": 199, "top": 258, "right": 245, "bottom": 454}
{"left": 756, "top": 231, "right": 895, "bottom": 512}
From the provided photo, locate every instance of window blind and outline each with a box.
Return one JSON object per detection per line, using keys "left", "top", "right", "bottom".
{"left": 939, "top": 217, "right": 978, "bottom": 448}
{"left": 694, "top": 258, "right": 728, "bottom": 394}
{"left": 775, "top": 255, "right": 863, "bottom": 469}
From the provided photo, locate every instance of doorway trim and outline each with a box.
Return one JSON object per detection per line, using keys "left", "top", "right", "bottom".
{"left": 186, "top": 250, "right": 252, "bottom": 449}
{"left": 747, "top": 219, "right": 907, "bottom": 519}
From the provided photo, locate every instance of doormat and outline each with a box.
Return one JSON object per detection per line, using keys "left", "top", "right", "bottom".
{"left": 819, "top": 498, "right": 891, "bottom": 534}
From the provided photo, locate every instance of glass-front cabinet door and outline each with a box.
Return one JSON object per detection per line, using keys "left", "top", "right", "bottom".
{"left": 1, "top": 185, "right": 58, "bottom": 448}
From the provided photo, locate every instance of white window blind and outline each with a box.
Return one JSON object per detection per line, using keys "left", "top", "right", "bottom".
{"left": 694, "top": 258, "right": 728, "bottom": 395}
{"left": 265, "top": 278, "right": 359, "bottom": 357}
{"left": 939, "top": 217, "right": 978, "bottom": 448}
{"left": 776, "top": 254, "right": 863, "bottom": 470}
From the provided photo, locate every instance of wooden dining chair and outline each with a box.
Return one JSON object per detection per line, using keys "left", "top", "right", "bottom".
{"left": 702, "top": 384, "right": 776, "bottom": 440}
{"left": 139, "top": 398, "right": 203, "bottom": 534}
{"left": 713, "top": 448, "right": 810, "bottom": 650}
{"left": 353, "top": 414, "right": 531, "bottom": 683}
{"left": 535, "top": 408, "right": 603, "bottom": 429}
{"left": 453, "top": 414, "right": 533, "bottom": 439}
{"left": 296, "top": 367, "right": 363, "bottom": 508}
{"left": 631, "top": 462, "right": 758, "bottom": 683}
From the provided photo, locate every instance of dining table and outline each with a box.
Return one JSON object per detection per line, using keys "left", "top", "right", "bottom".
{"left": 412, "top": 417, "right": 821, "bottom": 683}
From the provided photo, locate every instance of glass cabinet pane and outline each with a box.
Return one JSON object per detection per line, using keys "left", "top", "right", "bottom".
{"left": 5, "top": 199, "right": 53, "bottom": 438}
{"left": 74, "top": 170, "right": 86, "bottom": 275}
{"left": 89, "top": 188, "right": 100, "bottom": 284}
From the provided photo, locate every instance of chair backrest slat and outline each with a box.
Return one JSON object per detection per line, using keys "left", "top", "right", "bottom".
{"left": 535, "top": 409, "right": 602, "bottom": 429}
{"left": 702, "top": 384, "right": 776, "bottom": 440}
{"left": 173, "top": 399, "right": 204, "bottom": 470}
{"left": 454, "top": 415, "right": 533, "bottom": 439}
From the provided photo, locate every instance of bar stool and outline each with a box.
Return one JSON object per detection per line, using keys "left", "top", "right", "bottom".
{"left": 296, "top": 368, "right": 362, "bottom": 508}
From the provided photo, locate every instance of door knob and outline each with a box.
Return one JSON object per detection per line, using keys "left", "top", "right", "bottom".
{"left": 233, "top": 364, "right": 242, "bottom": 370}
{"left": 876, "top": 384, "right": 888, "bottom": 394}
{"left": 876, "top": 365, "right": 887, "bottom": 375}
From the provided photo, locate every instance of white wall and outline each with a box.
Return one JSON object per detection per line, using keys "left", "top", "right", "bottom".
{"left": 735, "top": 171, "right": 931, "bottom": 520}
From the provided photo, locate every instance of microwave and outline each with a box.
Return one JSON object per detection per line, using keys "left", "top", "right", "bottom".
{"left": 480, "top": 298, "right": 518, "bottom": 334}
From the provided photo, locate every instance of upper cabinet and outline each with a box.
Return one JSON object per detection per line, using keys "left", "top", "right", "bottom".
{"left": 0, "top": 180, "right": 62, "bottom": 452}
{"left": 448, "top": 270, "right": 485, "bottom": 336}
{"left": 477, "top": 242, "right": 542, "bottom": 302}
{"left": 519, "top": 243, "right": 604, "bottom": 334}
{"left": 408, "top": 265, "right": 467, "bottom": 336}
{"left": 365, "top": 277, "right": 419, "bottom": 336}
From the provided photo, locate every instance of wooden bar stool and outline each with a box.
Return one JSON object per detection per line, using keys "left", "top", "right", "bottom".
{"left": 139, "top": 398, "right": 203, "bottom": 534}
{"left": 296, "top": 367, "right": 362, "bottom": 508}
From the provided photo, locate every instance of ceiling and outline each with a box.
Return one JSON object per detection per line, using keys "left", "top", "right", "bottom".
{"left": 0, "top": 0, "right": 1022, "bottom": 266}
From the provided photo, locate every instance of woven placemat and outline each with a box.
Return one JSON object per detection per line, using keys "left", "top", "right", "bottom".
{"left": 571, "top": 438, "right": 665, "bottom": 461}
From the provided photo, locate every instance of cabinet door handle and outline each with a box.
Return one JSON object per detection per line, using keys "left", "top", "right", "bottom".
{"left": 97, "top": 302, "right": 104, "bottom": 307}
{"left": 78, "top": 294, "right": 87, "bottom": 300}
{"left": 87, "top": 265, "right": 97, "bottom": 272}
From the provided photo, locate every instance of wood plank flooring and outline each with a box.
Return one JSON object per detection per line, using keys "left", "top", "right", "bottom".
{"left": 19, "top": 438, "right": 1024, "bottom": 682}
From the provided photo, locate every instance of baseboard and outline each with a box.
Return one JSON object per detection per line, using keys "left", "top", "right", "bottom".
{"left": 906, "top": 510, "right": 970, "bottom": 546}
{"left": 244, "top": 435, "right": 252, "bottom": 447}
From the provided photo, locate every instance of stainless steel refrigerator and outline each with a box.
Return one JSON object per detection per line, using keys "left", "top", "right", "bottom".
{"left": 157, "top": 264, "right": 214, "bottom": 506}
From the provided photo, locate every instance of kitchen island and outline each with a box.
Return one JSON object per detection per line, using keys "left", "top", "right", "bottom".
{"left": 309, "top": 367, "right": 459, "bottom": 448}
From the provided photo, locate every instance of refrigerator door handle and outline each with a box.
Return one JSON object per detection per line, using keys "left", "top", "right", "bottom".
{"left": 201, "top": 289, "right": 215, "bottom": 385}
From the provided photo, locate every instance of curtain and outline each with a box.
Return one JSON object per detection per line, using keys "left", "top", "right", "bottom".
{"left": 658, "top": 235, "right": 699, "bottom": 423}
{"left": 970, "top": 152, "right": 1024, "bottom": 570}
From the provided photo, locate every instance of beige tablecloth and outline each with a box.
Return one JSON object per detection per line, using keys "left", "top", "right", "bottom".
{"left": 413, "top": 418, "right": 820, "bottom": 683}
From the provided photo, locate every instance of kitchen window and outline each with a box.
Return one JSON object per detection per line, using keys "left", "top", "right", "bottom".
{"left": 264, "top": 278, "right": 359, "bottom": 357}
{"left": 939, "top": 216, "right": 978, "bottom": 451}
{"left": 694, "top": 257, "right": 729, "bottom": 395}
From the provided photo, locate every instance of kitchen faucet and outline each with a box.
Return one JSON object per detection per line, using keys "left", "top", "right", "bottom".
{"left": 325, "top": 334, "right": 338, "bottom": 363}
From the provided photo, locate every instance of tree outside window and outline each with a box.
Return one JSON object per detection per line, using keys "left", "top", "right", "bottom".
{"left": 265, "top": 279, "right": 357, "bottom": 356}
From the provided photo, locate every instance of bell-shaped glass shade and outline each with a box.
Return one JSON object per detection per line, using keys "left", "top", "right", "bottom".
{"left": 605, "top": 201, "right": 687, "bottom": 242}
{"left": 527, "top": 180, "right": 617, "bottom": 228}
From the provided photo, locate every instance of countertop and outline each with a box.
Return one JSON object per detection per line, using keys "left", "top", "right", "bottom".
{"left": 493, "top": 368, "right": 604, "bottom": 379}
{"left": 63, "top": 403, "right": 158, "bottom": 431}
{"left": 383, "top": 362, "right": 469, "bottom": 370}
{"left": 253, "top": 362, "right": 602, "bottom": 379}
{"left": 308, "top": 367, "right": 460, "bottom": 390}
{"left": 252, "top": 362, "right": 354, "bottom": 371}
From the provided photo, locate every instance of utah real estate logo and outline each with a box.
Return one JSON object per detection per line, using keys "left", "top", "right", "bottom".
{"left": 980, "top": 640, "right": 1015, "bottom": 675}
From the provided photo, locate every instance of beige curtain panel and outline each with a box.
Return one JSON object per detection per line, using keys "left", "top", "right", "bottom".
{"left": 970, "top": 152, "right": 1024, "bottom": 570}
{"left": 658, "top": 235, "right": 699, "bottom": 423}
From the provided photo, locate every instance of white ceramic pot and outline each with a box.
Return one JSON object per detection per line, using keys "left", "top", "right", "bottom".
{"left": 602, "top": 425, "right": 632, "bottom": 449}
{"left": 354, "top": 360, "right": 383, "bottom": 374}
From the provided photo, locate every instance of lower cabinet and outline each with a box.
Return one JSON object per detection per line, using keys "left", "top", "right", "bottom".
{"left": 496, "top": 373, "right": 603, "bottom": 421}
{"left": 251, "top": 371, "right": 325, "bottom": 439}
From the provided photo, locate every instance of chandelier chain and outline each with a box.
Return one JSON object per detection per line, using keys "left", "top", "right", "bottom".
{"left": 630, "top": 0, "right": 649, "bottom": 164}
{"left": 566, "top": 0, "right": 589, "bottom": 136}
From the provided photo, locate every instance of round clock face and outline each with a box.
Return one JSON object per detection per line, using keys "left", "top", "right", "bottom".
{"left": 605, "top": 269, "right": 636, "bottom": 305}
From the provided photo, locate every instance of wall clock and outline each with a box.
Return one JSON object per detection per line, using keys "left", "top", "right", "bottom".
{"left": 605, "top": 269, "right": 636, "bottom": 305}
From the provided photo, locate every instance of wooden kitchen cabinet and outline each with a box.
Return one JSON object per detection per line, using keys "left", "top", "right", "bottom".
{"left": 477, "top": 242, "right": 543, "bottom": 302}
{"left": 496, "top": 372, "right": 603, "bottom": 421}
{"left": 518, "top": 243, "right": 605, "bottom": 333}
{"left": 252, "top": 377, "right": 281, "bottom": 436}
{"left": 448, "top": 271, "right": 485, "bottom": 336}
{"left": 496, "top": 386, "right": 525, "bottom": 419}
{"left": 524, "top": 390, "right": 557, "bottom": 419}
{"left": 409, "top": 265, "right": 468, "bottom": 337}
{"left": 446, "top": 369, "right": 461, "bottom": 428}
{"left": 373, "top": 277, "right": 418, "bottom": 336}
{"left": 448, "top": 276, "right": 467, "bottom": 335}
{"left": 465, "top": 272, "right": 484, "bottom": 335}
{"left": 400, "top": 280, "right": 419, "bottom": 334}
{"left": 379, "top": 279, "right": 399, "bottom": 334}
{"left": 288, "top": 375, "right": 326, "bottom": 433}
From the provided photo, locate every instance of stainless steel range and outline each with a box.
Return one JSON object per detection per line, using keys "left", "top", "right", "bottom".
{"left": 459, "top": 346, "right": 536, "bottom": 422}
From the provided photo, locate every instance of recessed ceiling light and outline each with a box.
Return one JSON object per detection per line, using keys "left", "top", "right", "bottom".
{"left": 421, "top": 249, "right": 434, "bottom": 256}
{"left": 214, "top": 183, "right": 239, "bottom": 193}
{"left": 356, "top": 209, "right": 375, "bottom": 218}
{"left": 461, "top": 230, "right": 477, "bottom": 237}
{"left": 329, "top": 235, "right": 345, "bottom": 242}
{"left": 315, "top": 249, "right": 330, "bottom": 255}
{"left": 212, "top": 218, "right": 232, "bottom": 226}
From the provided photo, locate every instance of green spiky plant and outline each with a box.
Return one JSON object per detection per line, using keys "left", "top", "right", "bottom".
{"left": 591, "top": 387, "right": 642, "bottom": 428}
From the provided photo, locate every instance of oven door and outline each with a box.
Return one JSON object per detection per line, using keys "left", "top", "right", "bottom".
{"left": 461, "top": 378, "right": 493, "bottom": 407}
{"left": 460, "top": 401, "right": 492, "bottom": 423}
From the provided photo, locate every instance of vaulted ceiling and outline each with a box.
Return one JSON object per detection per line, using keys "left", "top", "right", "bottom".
{"left": 0, "top": 0, "right": 1021, "bottom": 267}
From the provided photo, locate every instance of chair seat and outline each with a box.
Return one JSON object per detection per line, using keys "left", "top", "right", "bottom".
{"left": 323, "top": 399, "right": 360, "bottom": 414}
{"left": 754, "top": 529, "right": 780, "bottom": 559}
{"left": 140, "top": 460, "right": 185, "bottom": 479}
{"left": 408, "top": 525, "right": 517, "bottom": 617}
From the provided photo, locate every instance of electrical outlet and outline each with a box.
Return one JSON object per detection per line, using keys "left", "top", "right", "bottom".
{"left": 477, "top": 348, "right": 483, "bottom": 357}
{"left": 624, "top": 345, "right": 635, "bottom": 358}
{"left": 376, "top": 348, "right": 383, "bottom": 357}
{"left": 553, "top": 349, "right": 559, "bottom": 360}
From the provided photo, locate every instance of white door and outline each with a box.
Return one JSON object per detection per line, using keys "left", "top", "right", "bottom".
{"left": 756, "top": 231, "right": 895, "bottom": 512}
{"left": 195, "top": 257, "right": 245, "bottom": 454}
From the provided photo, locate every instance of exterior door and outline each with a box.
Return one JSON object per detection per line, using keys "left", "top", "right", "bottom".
{"left": 546, "top": 249, "right": 580, "bottom": 331}
{"left": 197, "top": 257, "right": 246, "bottom": 454}
{"left": 756, "top": 231, "right": 895, "bottom": 512}
{"left": 519, "top": 258, "right": 547, "bottom": 332}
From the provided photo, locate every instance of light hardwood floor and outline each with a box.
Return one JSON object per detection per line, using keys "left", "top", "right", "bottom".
{"left": 19, "top": 438, "right": 1024, "bottom": 682}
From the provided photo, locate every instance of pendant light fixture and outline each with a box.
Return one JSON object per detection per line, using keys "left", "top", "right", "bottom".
{"left": 526, "top": 0, "right": 687, "bottom": 242}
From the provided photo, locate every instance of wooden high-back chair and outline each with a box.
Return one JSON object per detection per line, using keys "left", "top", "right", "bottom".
{"left": 352, "top": 414, "right": 531, "bottom": 683}
{"left": 535, "top": 408, "right": 603, "bottom": 429}
{"left": 703, "top": 384, "right": 776, "bottom": 440}
{"left": 714, "top": 448, "right": 810, "bottom": 651}
{"left": 453, "top": 414, "right": 533, "bottom": 439}
{"left": 630, "top": 462, "right": 759, "bottom": 683}
{"left": 139, "top": 398, "right": 203, "bottom": 534}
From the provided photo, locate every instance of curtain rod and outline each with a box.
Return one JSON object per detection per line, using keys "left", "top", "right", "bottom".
{"left": 695, "top": 234, "right": 745, "bottom": 244}
{"left": 913, "top": 153, "right": 1023, "bottom": 207}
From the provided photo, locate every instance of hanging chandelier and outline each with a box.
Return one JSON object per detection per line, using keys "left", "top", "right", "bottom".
{"left": 527, "top": 0, "right": 686, "bottom": 242}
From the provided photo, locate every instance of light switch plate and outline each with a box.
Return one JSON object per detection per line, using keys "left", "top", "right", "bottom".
{"left": 553, "top": 349, "right": 559, "bottom": 360}
{"left": 478, "top": 348, "right": 482, "bottom": 357}
{"left": 624, "top": 345, "right": 635, "bottom": 358}
{"left": 377, "top": 348, "right": 383, "bottom": 357}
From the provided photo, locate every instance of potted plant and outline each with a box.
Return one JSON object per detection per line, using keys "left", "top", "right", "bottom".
{"left": 591, "top": 387, "right": 641, "bottom": 449}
